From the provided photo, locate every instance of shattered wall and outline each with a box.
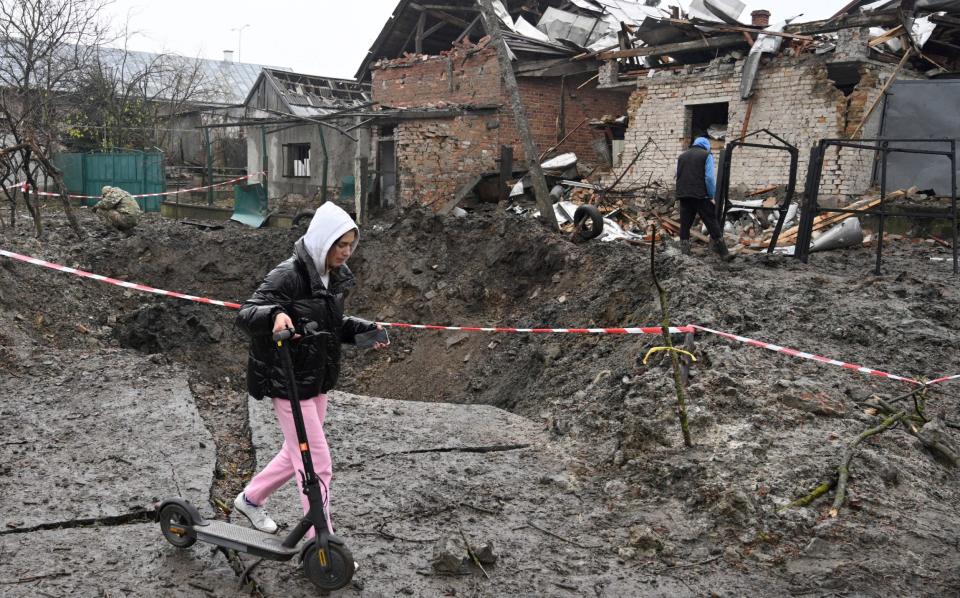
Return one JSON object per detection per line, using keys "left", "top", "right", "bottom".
{"left": 614, "top": 55, "right": 907, "bottom": 198}
{"left": 244, "top": 118, "right": 365, "bottom": 210}
{"left": 372, "top": 43, "right": 628, "bottom": 209}
{"left": 393, "top": 116, "right": 499, "bottom": 209}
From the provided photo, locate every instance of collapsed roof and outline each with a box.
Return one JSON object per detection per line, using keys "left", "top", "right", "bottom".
{"left": 358, "top": 0, "right": 960, "bottom": 85}
{"left": 356, "top": 0, "right": 668, "bottom": 81}
{"left": 244, "top": 68, "right": 371, "bottom": 118}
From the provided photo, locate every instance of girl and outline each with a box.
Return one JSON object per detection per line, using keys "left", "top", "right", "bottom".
{"left": 234, "top": 202, "right": 386, "bottom": 535}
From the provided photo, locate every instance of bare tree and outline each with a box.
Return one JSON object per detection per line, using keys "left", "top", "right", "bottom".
{"left": 0, "top": 0, "right": 110, "bottom": 237}
{"left": 67, "top": 38, "right": 217, "bottom": 152}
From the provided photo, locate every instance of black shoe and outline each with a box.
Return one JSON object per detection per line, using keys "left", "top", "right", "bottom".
{"left": 712, "top": 239, "right": 735, "bottom": 262}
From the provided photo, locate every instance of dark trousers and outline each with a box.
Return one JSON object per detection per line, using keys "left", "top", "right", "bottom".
{"left": 678, "top": 196, "right": 723, "bottom": 241}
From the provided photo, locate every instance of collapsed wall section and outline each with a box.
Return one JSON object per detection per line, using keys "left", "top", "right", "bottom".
{"left": 393, "top": 116, "right": 499, "bottom": 208}
{"left": 615, "top": 55, "right": 906, "bottom": 199}
{"left": 372, "top": 44, "right": 628, "bottom": 209}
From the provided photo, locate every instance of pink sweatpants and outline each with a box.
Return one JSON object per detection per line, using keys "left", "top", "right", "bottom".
{"left": 243, "top": 394, "right": 334, "bottom": 537}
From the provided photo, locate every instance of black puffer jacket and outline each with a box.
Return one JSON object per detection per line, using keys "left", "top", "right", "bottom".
{"left": 236, "top": 240, "right": 375, "bottom": 400}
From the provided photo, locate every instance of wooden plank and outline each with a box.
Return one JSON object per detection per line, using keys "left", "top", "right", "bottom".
{"left": 785, "top": 13, "right": 898, "bottom": 36}
{"left": 745, "top": 184, "right": 777, "bottom": 197}
{"left": 456, "top": 14, "right": 481, "bottom": 43}
{"left": 497, "top": 145, "right": 513, "bottom": 213}
{"left": 772, "top": 197, "right": 881, "bottom": 245}
{"left": 656, "top": 18, "right": 815, "bottom": 41}
{"left": 415, "top": 12, "right": 426, "bottom": 54}
{"left": 597, "top": 34, "right": 745, "bottom": 60}
{"left": 868, "top": 25, "right": 904, "bottom": 47}
{"left": 439, "top": 174, "right": 483, "bottom": 215}
{"left": 422, "top": 19, "right": 447, "bottom": 40}
{"left": 658, "top": 215, "right": 710, "bottom": 243}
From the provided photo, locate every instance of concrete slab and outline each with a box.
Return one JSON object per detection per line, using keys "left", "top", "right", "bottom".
{"left": 0, "top": 351, "right": 215, "bottom": 530}
{"left": 244, "top": 391, "right": 617, "bottom": 596}
{"left": 0, "top": 523, "right": 237, "bottom": 597}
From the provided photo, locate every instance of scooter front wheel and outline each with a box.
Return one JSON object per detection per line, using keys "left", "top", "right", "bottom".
{"left": 159, "top": 503, "right": 197, "bottom": 548}
{"left": 303, "top": 541, "right": 354, "bottom": 591}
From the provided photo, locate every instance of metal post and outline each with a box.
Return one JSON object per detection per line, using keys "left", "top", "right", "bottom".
{"left": 796, "top": 142, "right": 825, "bottom": 263}
{"left": 875, "top": 140, "right": 889, "bottom": 276}
{"left": 204, "top": 128, "right": 213, "bottom": 205}
{"left": 951, "top": 139, "right": 957, "bottom": 275}
{"left": 261, "top": 125, "right": 268, "bottom": 202}
{"left": 318, "top": 125, "right": 328, "bottom": 205}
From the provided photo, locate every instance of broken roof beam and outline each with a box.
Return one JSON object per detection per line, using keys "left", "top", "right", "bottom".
{"left": 413, "top": 3, "right": 481, "bottom": 11}
{"left": 784, "top": 12, "right": 899, "bottom": 36}
{"left": 409, "top": 2, "right": 472, "bottom": 29}
{"left": 597, "top": 34, "right": 745, "bottom": 60}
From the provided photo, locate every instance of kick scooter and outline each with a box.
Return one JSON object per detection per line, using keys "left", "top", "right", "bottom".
{"left": 156, "top": 325, "right": 354, "bottom": 591}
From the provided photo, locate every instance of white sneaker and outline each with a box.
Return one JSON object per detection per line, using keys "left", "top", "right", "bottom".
{"left": 233, "top": 493, "right": 278, "bottom": 534}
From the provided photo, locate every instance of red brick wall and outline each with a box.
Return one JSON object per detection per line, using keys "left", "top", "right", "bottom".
{"left": 372, "top": 46, "right": 629, "bottom": 208}
{"left": 504, "top": 77, "right": 629, "bottom": 164}
{"left": 372, "top": 47, "right": 502, "bottom": 108}
{"left": 393, "top": 116, "right": 499, "bottom": 208}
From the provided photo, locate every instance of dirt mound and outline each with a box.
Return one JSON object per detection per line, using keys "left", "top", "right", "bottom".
{"left": 2, "top": 206, "right": 959, "bottom": 595}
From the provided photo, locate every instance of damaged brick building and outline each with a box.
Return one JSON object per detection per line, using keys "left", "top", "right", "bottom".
{"left": 368, "top": 41, "right": 626, "bottom": 208}
{"left": 357, "top": 0, "right": 960, "bottom": 213}
{"left": 592, "top": 5, "right": 953, "bottom": 199}
{"left": 357, "top": 0, "right": 646, "bottom": 209}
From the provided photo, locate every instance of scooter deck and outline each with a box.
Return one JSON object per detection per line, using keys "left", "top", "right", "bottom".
{"left": 195, "top": 520, "right": 301, "bottom": 559}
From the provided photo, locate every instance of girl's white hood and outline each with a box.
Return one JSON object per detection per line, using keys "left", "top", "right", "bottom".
{"left": 300, "top": 203, "right": 359, "bottom": 274}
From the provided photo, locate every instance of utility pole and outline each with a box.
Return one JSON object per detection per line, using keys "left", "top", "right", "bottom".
{"left": 477, "top": 0, "right": 558, "bottom": 230}
{"left": 231, "top": 24, "right": 250, "bottom": 62}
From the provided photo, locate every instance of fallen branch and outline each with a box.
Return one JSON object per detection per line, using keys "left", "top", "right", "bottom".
{"left": 780, "top": 477, "right": 837, "bottom": 511}
{"left": 524, "top": 520, "right": 603, "bottom": 549}
{"left": 831, "top": 410, "right": 906, "bottom": 517}
{"left": 0, "top": 571, "right": 71, "bottom": 584}
{"left": 458, "top": 525, "right": 490, "bottom": 580}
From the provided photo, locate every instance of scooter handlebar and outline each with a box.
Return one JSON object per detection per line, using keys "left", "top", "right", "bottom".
{"left": 272, "top": 322, "right": 333, "bottom": 343}
{"left": 272, "top": 328, "right": 295, "bottom": 342}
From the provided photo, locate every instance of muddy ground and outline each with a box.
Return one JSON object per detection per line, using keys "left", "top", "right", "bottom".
{"left": 1, "top": 204, "right": 959, "bottom": 597}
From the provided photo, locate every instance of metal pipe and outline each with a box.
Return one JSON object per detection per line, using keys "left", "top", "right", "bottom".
{"left": 204, "top": 128, "right": 213, "bottom": 205}
{"left": 952, "top": 140, "right": 957, "bottom": 275}
{"left": 318, "top": 125, "right": 328, "bottom": 205}
{"left": 261, "top": 126, "right": 268, "bottom": 200}
{"left": 876, "top": 141, "right": 889, "bottom": 275}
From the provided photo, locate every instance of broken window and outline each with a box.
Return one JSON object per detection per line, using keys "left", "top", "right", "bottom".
{"left": 686, "top": 102, "right": 729, "bottom": 146}
{"left": 283, "top": 144, "right": 311, "bottom": 178}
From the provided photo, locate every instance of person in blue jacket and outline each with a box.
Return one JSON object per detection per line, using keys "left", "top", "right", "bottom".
{"left": 675, "top": 136, "right": 733, "bottom": 261}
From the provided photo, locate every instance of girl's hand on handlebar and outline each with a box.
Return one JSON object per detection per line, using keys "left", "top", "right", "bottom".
{"left": 273, "top": 312, "right": 300, "bottom": 339}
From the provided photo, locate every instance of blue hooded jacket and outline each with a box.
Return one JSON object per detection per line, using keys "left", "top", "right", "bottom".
{"left": 692, "top": 137, "right": 716, "bottom": 199}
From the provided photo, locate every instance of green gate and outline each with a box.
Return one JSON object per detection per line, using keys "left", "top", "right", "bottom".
{"left": 53, "top": 150, "right": 166, "bottom": 212}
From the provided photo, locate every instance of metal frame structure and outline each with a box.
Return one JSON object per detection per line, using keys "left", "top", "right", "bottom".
{"left": 715, "top": 129, "right": 799, "bottom": 252}
{"left": 796, "top": 138, "right": 958, "bottom": 275}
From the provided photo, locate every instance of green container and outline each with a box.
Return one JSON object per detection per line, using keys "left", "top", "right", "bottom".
{"left": 53, "top": 150, "right": 166, "bottom": 212}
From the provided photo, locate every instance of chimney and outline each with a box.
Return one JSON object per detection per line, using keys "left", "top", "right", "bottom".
{"left": 751, "top": 10, "right": 770, "bottom": 27}
{"left": 223, "top": 50, "right": 234, "bottom": 62}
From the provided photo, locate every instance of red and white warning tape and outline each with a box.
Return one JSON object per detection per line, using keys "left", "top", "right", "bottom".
{"left": 22, "top": 172, "right": 265, "bottom": 200}
{"left": 929, "top": 373, "right": 960, "bottom": 386}
{"left": 690, "top": 324, "right": 923, "bottom": 385}
{"left": 0, "top": 249, "right": 242, "bottom": 309}
{"left": 380, "top": 322, "right": 693, "bottom": 334}
{"left": 1, "top": 248, "right": 958, "bottom": 385}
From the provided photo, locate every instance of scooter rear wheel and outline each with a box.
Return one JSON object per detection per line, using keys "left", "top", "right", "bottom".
{"left": 303, "top": 541, "right": 354, "bottom": 591}
{"left": 159, "top": 504, "right": 197, "bottom": 548}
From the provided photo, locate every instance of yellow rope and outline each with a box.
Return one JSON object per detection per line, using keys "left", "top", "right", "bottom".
{"left": 643, "top": 346, "right": 697, "bottom": 365}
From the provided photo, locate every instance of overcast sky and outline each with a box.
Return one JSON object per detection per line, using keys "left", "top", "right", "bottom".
{"left": 100, "top": 0, "right": 846, "bottom": 79}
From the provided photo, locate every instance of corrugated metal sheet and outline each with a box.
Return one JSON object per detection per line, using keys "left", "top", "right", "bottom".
{"left": 92, "top": 46, "right": 291, "bottom": 106}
